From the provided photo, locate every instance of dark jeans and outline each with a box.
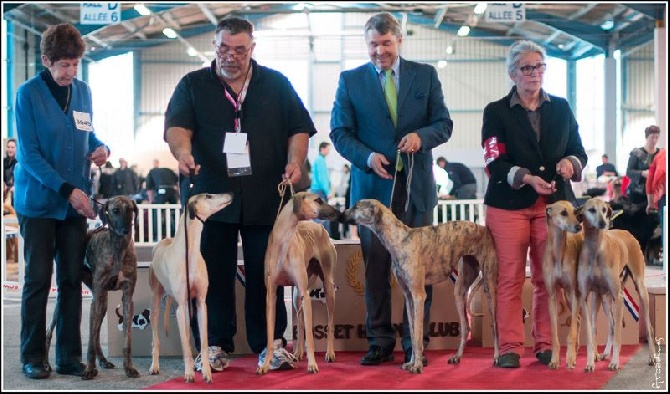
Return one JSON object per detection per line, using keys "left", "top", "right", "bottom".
{"left": 190, "top": 221, "right": 287, "bottom": 354}
{"left": 18, "top": 214, "right": 86, "bottom": 367}
{"left": 359, "top": 170, "right": 433, "bottom": 352}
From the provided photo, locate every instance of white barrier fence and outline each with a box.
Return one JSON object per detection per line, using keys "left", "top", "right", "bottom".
{"left": 3, "top": 199, "right": 486, "bottom": 294}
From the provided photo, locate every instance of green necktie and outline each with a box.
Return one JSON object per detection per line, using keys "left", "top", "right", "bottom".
{"left": 384, "top": 69, "right": 397, "bottom": 126}
{"left": 384, "top": 69, "right": 403, "bottom": 171}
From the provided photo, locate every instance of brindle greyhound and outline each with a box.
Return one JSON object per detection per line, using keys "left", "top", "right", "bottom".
{"left": 342, "top": 199, "right": 499, "bottom": 373}
{"left": 46, "top": 195, "right": 139, "bottom": 380}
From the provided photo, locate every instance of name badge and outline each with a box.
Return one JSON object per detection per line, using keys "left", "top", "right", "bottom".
{"left": 223, "top": 132, "right": 247, "bottom": 153}
{"left": 73, "top": 111, "right": 93, "bottom": 132}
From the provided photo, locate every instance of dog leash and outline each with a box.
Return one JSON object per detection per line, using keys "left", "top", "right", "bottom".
{"left": 183, "top": 168, "right": 196, "bottom": 320}
{"left": 276, "top": 179, "right": 295, "bottom": 217}
{"left": 389, "top": 150, "right": 414, "bottom": 214}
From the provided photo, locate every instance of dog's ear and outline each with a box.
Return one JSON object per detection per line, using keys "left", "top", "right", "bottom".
{"left": 574, "top": 205, "right": 583, "bottom": 222}
{"left": 188, "top": 200, "right": 196, "bottom": 220}
{"left": 100, "top": 201, "right": 110, "bottom": 225}
{"left": 292, "top": 193, "right": 303, "bottom": 216}
{"left": 545, "top": 206, "right": 552, "bottom": 224}
{"left": 132, "top": 200, "right": 139, "bottom": 220}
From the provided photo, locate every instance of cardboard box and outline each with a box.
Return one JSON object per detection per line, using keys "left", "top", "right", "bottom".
{"left": 107, "top": 262, "right": 258, "bottom": 357}
{"left": 640, "top": 286, "right": 666, "bottom": 343}
{"left": 473, "top": 270, "right": 642, "bottom": 347}
{"left": 290, "top": 240, "right": 464, "bottom": 352}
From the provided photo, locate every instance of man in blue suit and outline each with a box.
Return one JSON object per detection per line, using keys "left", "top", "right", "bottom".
{"left": 330, "top": 12, "right": 453, "bottom": 366}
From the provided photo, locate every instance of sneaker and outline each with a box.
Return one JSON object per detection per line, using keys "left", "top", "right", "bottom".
{"left": 257, "top": 339, "right": 295, "bottom": 371}
{"left": 194, "top": 346, "right": 229, "bottom": 373}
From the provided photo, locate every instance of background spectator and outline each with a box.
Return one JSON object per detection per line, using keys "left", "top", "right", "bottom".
{"left": 626, "top": 125, "right": 660, "bottom": 205}
{"left": 595, "top": 153, "right": 618, "bottom": 179}
{"left": 3, "top": 138, "right": 17, "bottom": 205}
{"left": 439, "top": 156, "right": 477, "bottom": 199}
{"left": 111, "top": 158, "right": 139, "bottom": 197}
{"left": 310, "top": 142, "right": 338, "bottom": 239}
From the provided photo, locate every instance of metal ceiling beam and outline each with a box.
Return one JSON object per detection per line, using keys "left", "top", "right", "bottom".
{"left": 197, "top": 4, "right": 218, "bottom": 26}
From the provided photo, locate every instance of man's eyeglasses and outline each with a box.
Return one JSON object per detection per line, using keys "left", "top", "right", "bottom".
{"left": 518, "top": 63, "right": 547, "bottom": 76}
{"left": 214, "top": 44, "right": 252, "bottom": 59}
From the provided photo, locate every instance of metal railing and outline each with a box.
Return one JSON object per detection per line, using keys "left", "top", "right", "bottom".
{"left": 3, "top": 199, "right": 487, "bottom": 294}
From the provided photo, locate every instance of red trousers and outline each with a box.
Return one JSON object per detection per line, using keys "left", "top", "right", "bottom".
{"left": 486, "top": 197, "right": 551, "bottom": 356}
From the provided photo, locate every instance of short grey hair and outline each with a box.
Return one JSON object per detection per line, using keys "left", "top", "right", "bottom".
{"left": 506, "top": 40, "right": 546, "bottom": 75}
{"left": 364, "top": 12, "right": 402, "bottom": 38}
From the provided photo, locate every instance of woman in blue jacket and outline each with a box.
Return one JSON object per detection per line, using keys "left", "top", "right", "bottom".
{"left": 14, "top": 23, "right": 109, "bottom": 379}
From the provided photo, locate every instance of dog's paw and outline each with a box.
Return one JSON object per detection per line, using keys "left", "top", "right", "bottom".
{"left": 203, "top": 371, "right": 213, "bottom": 384}
{"left": 125, "top": 366, "right": 140, "bottom": 378}
{"left": 608, "top": 361, "right": 619, "bottom": 371}
{"left": 324, "top": 352, "right": 335, "bottom": 363}
{"left": 447, "top": 355, "right": 461, "bottom": 364}
{"left": 148, "top": 365, "right": 160, "bottom": 375}
{"left": 184, "top": 371, "right": 195, "bottom": 383}
{"left": 307, "top": 363, "right": 319, "bottom": 374}
{"left": 99, "top": 359, "right": 115, "bottom": 369}
{"left": 81, "top": 367, "right": 98, "bottom": 380}
{"left": 583, "top": 364, "right": 595, "bottom": 373}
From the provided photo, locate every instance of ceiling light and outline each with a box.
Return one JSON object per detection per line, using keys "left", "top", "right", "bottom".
{"left": 474, "top": 3, "right": 487, "bottom": 15}
{"left": 134, "top": 4, "right": 151, "bottom": 16}
{"left": 445, "top": 45, "right": 454, "bottom": 55}
{"left": 457, "top": 26, "right": 470, "bottom": 37}
{"left": 163, "top": 28, "right": 177, "bottom": 39}
{"left": 187, "top": 47, "right": 198, "bottom": 57}
{"left": 437, "top": 60, "right": 448, "bottom": 69}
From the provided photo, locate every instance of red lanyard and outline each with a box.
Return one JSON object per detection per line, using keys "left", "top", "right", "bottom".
{"left": 221, "top": 68, "right": 252, "bottom": 133}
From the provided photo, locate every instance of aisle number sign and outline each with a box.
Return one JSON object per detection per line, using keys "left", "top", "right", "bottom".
{"left": 485, "top": 3, "right": 525, "bottom": 23}
{"left": 81, "top": 3, "right": 120, "bottom": 25}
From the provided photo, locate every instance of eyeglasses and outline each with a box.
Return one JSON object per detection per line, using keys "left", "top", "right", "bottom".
{"left": 518, "top": 63, "right": 547, "bottom": 76}
{"left": 214, "top": 43, "right": 252, "bottom": 59}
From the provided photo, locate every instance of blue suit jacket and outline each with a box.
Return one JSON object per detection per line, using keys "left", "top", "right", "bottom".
{"left": 330, "top": 58, "right": 453, "bottom": 212}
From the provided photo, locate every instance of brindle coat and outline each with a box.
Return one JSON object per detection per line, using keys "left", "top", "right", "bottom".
{"left": 342, "top": 199, "right": 499, "bottom": 373}
{"left": 46, "top": 195, "right": 139, "bottom": 380}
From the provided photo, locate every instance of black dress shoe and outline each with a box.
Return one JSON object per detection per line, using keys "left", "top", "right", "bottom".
{"left": 404, "top": 348, "right": 428, "bottom": 366}
{"left": 23, "top": 362, "right": 50, "bottom": 379}
{"left": 55, "top": 362, "right": 86, "bottom": 376}
{"left": 360, "top": 345, "right": 394, "bottom": 366}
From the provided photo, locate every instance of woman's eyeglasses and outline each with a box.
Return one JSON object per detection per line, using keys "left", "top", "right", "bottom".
{"left": 518, "top": 63, "right": 547, "bottom": 76}
{"left": 214, "top": 44, "right": 252, "bottom": 59}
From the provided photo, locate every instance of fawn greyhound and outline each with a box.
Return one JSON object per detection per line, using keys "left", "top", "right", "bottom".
{"left": 148, "top": 193, "right": 233, "bottom": 383}
{"left": 575, "top": 198, "right": 656, "bottom": 372}
{"left": 257, "top": 192, "right": 341, "bottom": 374}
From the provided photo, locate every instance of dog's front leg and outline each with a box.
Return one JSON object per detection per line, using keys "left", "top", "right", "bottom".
{"left": 122, "top": 287, "right": 139, "bottom": 378}
{"left": 257, "top": 274, "right": 277, "bottom": 375}
{"left": 196, "top": 296, "right": 213, "bottom": 383}
{"left": 581, "top": 291, "right": 596, "bottom": 373}
{"left": 565, "top": 290, "right": 580, "bottom": 369}
{"left": 83, "top": 293, "right": 105, "bottom": 380}
{"left": 546, "top": 288, "right": 562, "bottom": 369}
{"left": 608, "top": 291, "right": 624, "bottom": 370}
{"left": 323, "top": 270, "right": 337, "bottom": 364}
{"left": 148, "top": 284, "right": 162, "bottom": 375}
{"left": 403, "top": 288, "right": 425, "bottom": 374}
{"left": 298, "top": 280, "right": 319, "bottom": 373}
{"left": 292, "top": 286, "right": 306, "bottom": 361}
{"left": 175, "top": 302, "right": 196, "bottom": 382}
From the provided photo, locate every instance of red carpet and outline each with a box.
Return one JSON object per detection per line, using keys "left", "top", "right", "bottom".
{"left": 144, "top": 345, "right": 639, "bottom": 390}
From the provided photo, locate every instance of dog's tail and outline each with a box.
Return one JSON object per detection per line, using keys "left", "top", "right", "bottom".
{"left": 467, "top": 273, "right": 484, "bottom": 317}
{"left": 163, "top": 296, "right": 172, "bottom": 337}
